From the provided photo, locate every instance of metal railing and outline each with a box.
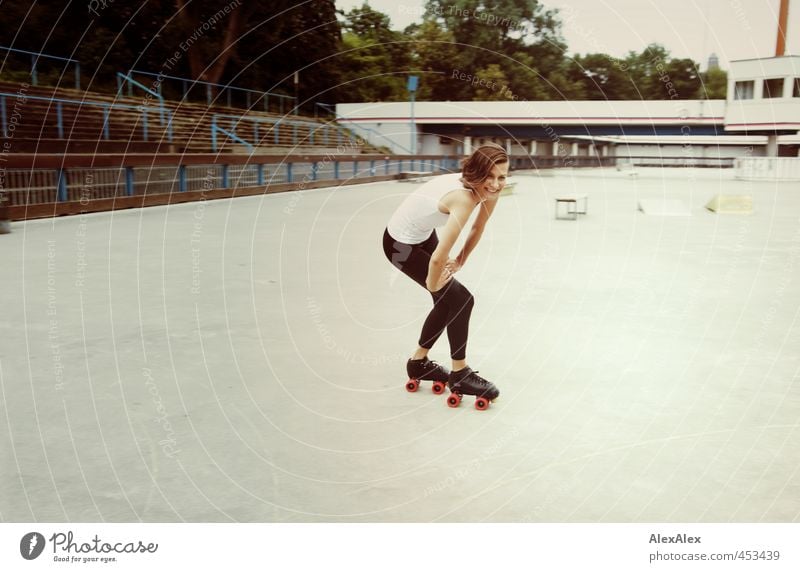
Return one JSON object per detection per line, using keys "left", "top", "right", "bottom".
{"left": 320, "top": 104, "right": 413, "bottom": 154}
{"left": 1, "top": 154, "right": 461, "bottom": 207}
{"left": 125, "top": 69, "right": 296, "bottom": 113}
{"left": 0, "top": 91, "right": 173, "bottom": 142}
{"left": 0, "top": 45, "right": 81, "bottom": 89}
{"left": 734, "top": 156, "right": 800, "bottom": 180}
{"left": 210, "top": 113, "right": 360, "bottom": 152}
{"left": 338, "top": 121, "right": 411, "bottom": 154}
{"left": 116, "top": 72, "right": 169, "bottom": 127}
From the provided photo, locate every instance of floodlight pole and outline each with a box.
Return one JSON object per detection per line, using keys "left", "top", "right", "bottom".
{"left": 407, "top": 76, "right": 418, "bottom": 156}
{"left": 776, "top": 0, "right": 790, "bottom": 56}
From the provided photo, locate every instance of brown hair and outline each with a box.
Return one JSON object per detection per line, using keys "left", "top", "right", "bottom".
{"left": 460, "top": 142, "right": 508, "bottom": 190}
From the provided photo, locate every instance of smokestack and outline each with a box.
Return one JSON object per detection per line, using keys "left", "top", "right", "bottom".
{"left": 776, "top": 0, "right": 790, "bottom": 56}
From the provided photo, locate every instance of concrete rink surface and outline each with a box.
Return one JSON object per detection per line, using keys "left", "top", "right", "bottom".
{"left": 1, "top": 166, "right": 799, "bottom": 523}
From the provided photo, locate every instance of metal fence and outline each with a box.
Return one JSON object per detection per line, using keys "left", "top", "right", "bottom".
{"left": 1, "top": 156, "right": 463, "bottom": 206}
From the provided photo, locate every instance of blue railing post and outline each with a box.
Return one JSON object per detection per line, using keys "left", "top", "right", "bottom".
{"left": 311, "top": 162, "right": 317, "bottom": 181}
{"left": 274, "top": 124, "right": 279, "bottom": 145}
{"left": 30, "top": 54, "right": 38, "bottom": 86}
{"left": 370, "top": 160, "right": 375, "bottom": 176}
{"left": 56, "top": 169, "right": 67, "bottom": 202}
{"left": 385, "top": 158, "right": 389, "bottom": 175}
{"left": 353, "top": 160, "right": 357, "bottom": 177}
{"left": 74, "top": 62, "right": 81, "bottom": 90}
{"left": 125, "top": 167, "right": 134, "bottom": 196}
{"left": 334, "top": 161, "right": 339, "bottom": 179}
{"left": 141, "top": 109, "right": 148, "bottom": 141}
{"left": 211, "top": 118, "right": 218, "bottom": 152}
{"left": 222, "top": 164, "right": 229, "bottom": 188}
{"left": 257, "top": 164, "right": 264, "bottom": 186}
{"left": 253, "top": 122, "right": 259, "bottom": 144}
{"left": 1, "top": 95, "right": 7, "bottom": 139}
{"left": 56, "top": 102, "right": 64, "bottom": 139}
{"left": 102, "top": 106, "right": 110, "bottom": 140}
{"left": 287, "top": 163, "right": 293, "bottom": 183}
{"left": 178, "top": 165, "right": 187, "bottom": 193}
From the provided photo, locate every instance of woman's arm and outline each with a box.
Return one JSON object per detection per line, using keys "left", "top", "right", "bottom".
{"left": 456, "top": 196, "right": 499, "bottom": 266}
{"left": 427, "top": 197, "right": 475, "bottom": 291}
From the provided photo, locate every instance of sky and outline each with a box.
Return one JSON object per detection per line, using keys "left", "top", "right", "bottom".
{"left": 335, "top": 0, "right": 800, "bottom": 70}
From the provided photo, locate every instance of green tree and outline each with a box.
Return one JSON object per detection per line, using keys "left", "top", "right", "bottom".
{"left": 335, "top": 4, "right": 411, "bottom": 102}
{"left": 408, "top": 20, "right": 460, "bottom": 101}
{"left": 700, "top": 67, "right": 728, "bottom": 99}
{"left": 423, "top": 0, "right": 567, "bottom": 100}
{"left": 572, "top": 53, "right": 638, "bottom": 99}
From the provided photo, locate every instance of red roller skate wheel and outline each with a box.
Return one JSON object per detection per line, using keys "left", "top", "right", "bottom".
{"left": 405, "top": 379, "right": 420, "bottom": 392}
{"left": 432, "top": 381, "right": 446, "bottom": 395}
{"left": 475, "top": 397, "right": 490, "bottom": 411}
{"left": 447, "top": 393, "right": 462, "bottom": 408}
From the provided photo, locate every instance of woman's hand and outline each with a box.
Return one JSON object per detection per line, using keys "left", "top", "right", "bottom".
{"left": 444, "top": 258, "right": 462, "bottom": 275}
{"left": 427, "top": 258, "right": 461, "bottom": 292}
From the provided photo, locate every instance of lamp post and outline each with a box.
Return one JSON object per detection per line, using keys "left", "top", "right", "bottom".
{"left": 407, "top": 75, "right": 418, "bottom": 156}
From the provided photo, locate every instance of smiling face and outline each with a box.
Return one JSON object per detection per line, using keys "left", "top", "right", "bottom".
{"left": 460, "top": 143, "right": 510, "bottom": 202}
{"left": 474, "top": 161, "right": 509, "bottom": 202}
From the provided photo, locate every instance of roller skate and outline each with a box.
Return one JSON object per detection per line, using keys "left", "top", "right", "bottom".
{"left": 405, "top": 357, "right": 450, "bottom": 395}
{"left": 446, "top": 367, "right": 499, "bottom": 411}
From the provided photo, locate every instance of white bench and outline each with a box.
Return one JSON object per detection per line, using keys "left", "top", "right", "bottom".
{"left": 555, "top": 194, "right": 588, "bottom": 220}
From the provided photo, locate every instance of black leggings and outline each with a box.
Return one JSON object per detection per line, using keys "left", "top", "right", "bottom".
{"left": 383, "top": 228, "right": 474, "bottom": 360}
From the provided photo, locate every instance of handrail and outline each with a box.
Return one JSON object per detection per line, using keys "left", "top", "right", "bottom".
{"left": 338, "top": 120, "right": 413, "bottom": 155}
{"left": 127, "top": 69, "right": 295, "bottom": 113}
{"left": 0, "top": 45, "right": 79, "bottom": 62}
{"left": 0, "top": 45, "right": 81, "bottom": 89}
{"left": 116, "top": 72, "right": 168, "bottom": 126}
{"left": 210, "top": 118, "right": 254, "bottom": 152}
{"left": 0, "top": 91, "right": 173, "bottom": 142}
{"left": 315, "top": 102, "right": 336, "bottom": 118}
{"left": 210, "top": 113, "right": 352, "bottom": 151}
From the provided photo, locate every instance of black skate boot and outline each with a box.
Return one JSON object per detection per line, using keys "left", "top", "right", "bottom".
{"left": 446, "top": 367, "right": 499, "bottom": 410}
{"left": 405, "top": 357, "right": 450, "bottom": 394}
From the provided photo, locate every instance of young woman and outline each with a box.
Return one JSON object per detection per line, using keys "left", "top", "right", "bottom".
{"left": 382, "top": 143, "right": 508, "bottom": 409}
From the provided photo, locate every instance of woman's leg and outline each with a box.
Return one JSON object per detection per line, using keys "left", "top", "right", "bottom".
{"left": 384, "top": 229, "right": 447, "bottom": 354}
{"left": 424, "top": 279, "right": 474, "bottom": 366}
{"left": 383, "top": 229, "right": 474, "bottom": 364}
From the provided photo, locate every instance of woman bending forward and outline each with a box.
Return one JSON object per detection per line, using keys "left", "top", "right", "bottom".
{"left": 382, "top": 143, "right": 508, "bottom": 405}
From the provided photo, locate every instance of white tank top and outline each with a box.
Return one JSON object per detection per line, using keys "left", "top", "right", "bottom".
{"left": 387, "top": 173, "right": 465, "bottom": 244}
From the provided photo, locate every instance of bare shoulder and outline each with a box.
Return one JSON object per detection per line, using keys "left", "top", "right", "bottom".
{"left": 439, "top": 186, "right": 476, "bottom": 215}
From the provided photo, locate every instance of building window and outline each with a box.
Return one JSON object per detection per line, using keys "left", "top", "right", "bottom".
{"left": 794, "top": 78, "right": 800, "bottom": 98}
{"left": 763, "top": 78, "right": 784, "bottom": 98}
{"left": 734, "top": 80, "right": 754, "bottom": 100}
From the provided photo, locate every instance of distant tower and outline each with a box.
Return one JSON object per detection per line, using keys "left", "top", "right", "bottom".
{"left": 707, "top": 53, "right": 719, "bottom": 71}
